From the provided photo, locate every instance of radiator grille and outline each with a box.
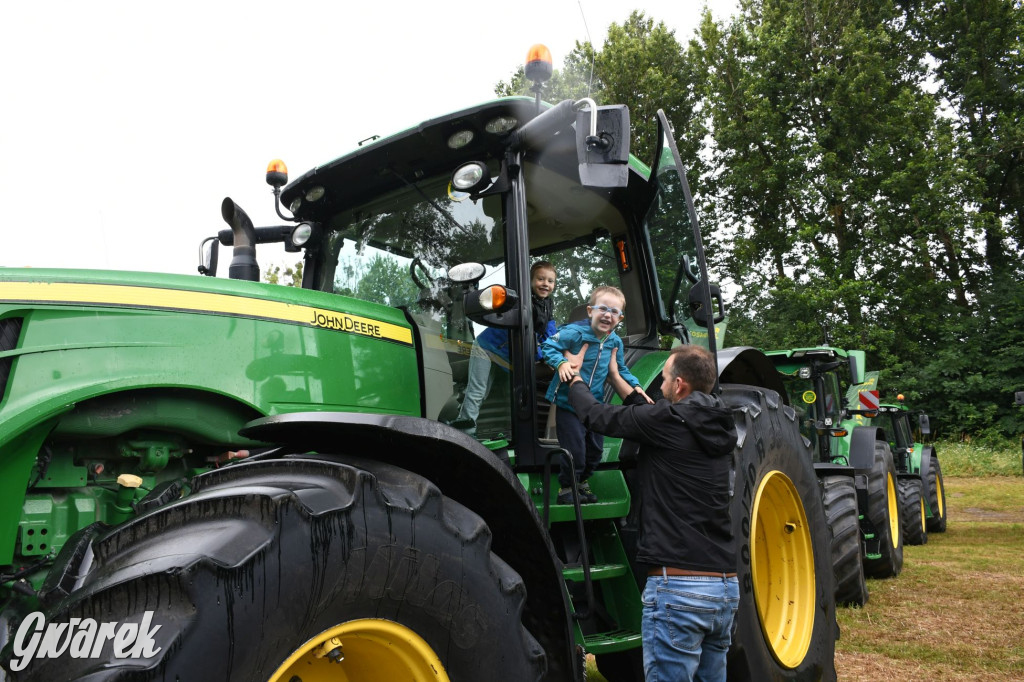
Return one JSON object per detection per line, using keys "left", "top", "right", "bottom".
{"left": 0, "top": 317, "right": 23, "bottom": 401}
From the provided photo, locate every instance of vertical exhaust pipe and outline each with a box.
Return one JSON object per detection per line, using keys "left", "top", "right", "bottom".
{"left": 221, "top": 197, "right": 259, "bottom": 282}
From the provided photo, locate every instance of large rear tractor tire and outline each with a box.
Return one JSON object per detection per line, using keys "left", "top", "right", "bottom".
{"left": 820, "top": 475, "right": 869, "bottom": 607}
{"left": 720, "top": 385, "right": 837, "bottom": 682}
{"left": 925, "top": 451, "right": 947, "bottom": 533}
{"left": 862, "top": 441, "right": 904, "bottom": 578}
{"left": 898, "top": 478, "right": 928, "bottom": 546}
{"left": 11, "top": 457, "right": 546, "bottom": 681}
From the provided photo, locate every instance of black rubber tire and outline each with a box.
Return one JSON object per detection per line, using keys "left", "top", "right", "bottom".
{"left": 899, "top": 478, "right": 928, "bottom": 546}
{"left": 862, "top": 441, "right": 904, "bottom": 578}
{"left": 925, "top": 452, "right": 948, "bottom": 533}
{"left": 720, "top": 385, "right": 837, "bottom": 682}
{"left": 820, "top": 475, "right": 869, "bottom": 607}
{"left": 11, "top": 457, "right": 546, "bottom": 681}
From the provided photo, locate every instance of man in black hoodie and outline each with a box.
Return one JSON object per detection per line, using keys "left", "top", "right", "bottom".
{"left": 567, "top": 345, "right": 738, "bottom": 682}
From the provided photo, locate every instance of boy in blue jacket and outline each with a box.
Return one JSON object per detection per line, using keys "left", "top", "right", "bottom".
{"left": 542, "top": 285, "right": 651, "bottom": 503}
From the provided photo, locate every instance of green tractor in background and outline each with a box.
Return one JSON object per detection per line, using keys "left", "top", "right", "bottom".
{"left": 765, "top": 347, "right": 907, "bottom": 608}
{"left": 0, "top": 50, "right": 838, "bottom": 681}
{"left": 860, "top": 391, "right": 947, "bottom": 541}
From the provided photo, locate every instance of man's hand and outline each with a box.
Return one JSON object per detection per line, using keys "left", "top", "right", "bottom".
{"left": 564, "top": 344, "right": 589, "bottom": 370}
{"left": 633, "top": 385, "right": 655, "bottom": 405}
{"left": 560, "top": 343, "right": 589, "bottom": 383}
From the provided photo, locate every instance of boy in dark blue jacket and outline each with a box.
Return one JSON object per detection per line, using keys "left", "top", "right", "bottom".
{"left": 542, "top": 285, "right": 651, "bottom": 503}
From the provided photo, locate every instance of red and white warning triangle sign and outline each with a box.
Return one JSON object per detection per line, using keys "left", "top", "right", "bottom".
{"left": 858, "top": 389, "right": 880, "bottom": 412}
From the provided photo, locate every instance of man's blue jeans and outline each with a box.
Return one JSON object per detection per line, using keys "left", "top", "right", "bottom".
{"left": 641, "top": 573, "right": 740, "bottom": 682}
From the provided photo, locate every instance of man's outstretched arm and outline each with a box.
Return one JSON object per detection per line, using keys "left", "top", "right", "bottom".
{"left": 567, "top": 379, "right": 652, "bottom": 443}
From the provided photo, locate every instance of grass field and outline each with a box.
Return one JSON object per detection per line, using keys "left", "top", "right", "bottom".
{"left": 586, "top": 438, "right": 1024, "bottom": 681}
{"left": 835, "top": 476, "right": 1024, "bottom": 681}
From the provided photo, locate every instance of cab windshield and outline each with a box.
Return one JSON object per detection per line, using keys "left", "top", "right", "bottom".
{"left": 314, "top": 171, "right": 506, "bottom": 319}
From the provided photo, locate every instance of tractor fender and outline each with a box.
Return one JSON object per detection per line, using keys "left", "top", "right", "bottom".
{"left": 919, "top": 444, "right": 933, "bottom": 482}
{"left": 239, "top": 411, "right": 578, "bottom": 682}
{"left": 716, "top": 346, "right": 789, "bottom": 405}
{"left": 849, "top": 425, "right": 886, "bottom": 472}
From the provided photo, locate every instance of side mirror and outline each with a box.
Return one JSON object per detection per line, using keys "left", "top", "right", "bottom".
{"left": 848, "top": 350, "right": 866, "bottom": 385}
{"left": 919, "top": 413, "right": 931, "bottom": 435}
{"left": 198, "top": 237, "right": 219, "bottom": 277}
{"left": 688, "top": 282, "right": 726, "bottom": 327}
{"left": 576, "top": 104, "right": 630, "bottom": 187}
{"left": 1015, "top": 391, "right": 1024, "bottom": 406}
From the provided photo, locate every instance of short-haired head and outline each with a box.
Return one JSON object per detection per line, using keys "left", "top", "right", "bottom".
{"left": 666, "top": 345, "right": 717, "bottom": 394}
{"left": 531, "top": 260, "right": 556, "bottom": 278}
{"left": 588, "top": 285, "right": 625, "bottom": 307}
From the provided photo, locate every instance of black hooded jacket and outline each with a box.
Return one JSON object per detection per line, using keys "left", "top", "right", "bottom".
{"left": 568, "top": 382, "right": 738, "bottom": 573}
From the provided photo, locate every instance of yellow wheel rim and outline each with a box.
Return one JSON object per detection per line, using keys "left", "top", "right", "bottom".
{"left": 268, "top": 619, "right": 450, "bottom": 682}
{"left": 887, "top": 473, "right": 900, "bottom": 546}
{"left": 919, "top": 496, "right": 927, "bottom": 534}
{"left": 935, "top": 475, "right": 944, "bottom": 518}
{"left": 750, "top": 470, "right": 815, "bottom": 669}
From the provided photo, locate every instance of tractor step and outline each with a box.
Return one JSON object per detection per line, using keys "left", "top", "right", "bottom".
{"left": 563, "top": 562, "right": 629, "bottom": 583}
{"left": 582, "top": 628, "right": 643, "bottom": 655}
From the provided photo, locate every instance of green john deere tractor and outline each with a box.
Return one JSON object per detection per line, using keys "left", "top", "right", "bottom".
{"left": 765, "top": 348, "right": 907, "bottom": 608}
{"left": 865, "top": 395, "right": 947, "bottom": 541}
{"left": 0, "top": 54, "right": 836, "bottom": 681}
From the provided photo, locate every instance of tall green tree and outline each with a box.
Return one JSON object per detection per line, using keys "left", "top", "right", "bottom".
{"left": 922, "top": 0, "right": 1024, "bottom": 279}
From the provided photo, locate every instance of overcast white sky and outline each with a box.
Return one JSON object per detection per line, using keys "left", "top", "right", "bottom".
{"left": 2, "top": 0, "right": 737, "bottom": 276}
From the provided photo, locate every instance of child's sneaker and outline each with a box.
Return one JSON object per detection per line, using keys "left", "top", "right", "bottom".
{"left": 578, "top": 481, "right": 598, "bottom": 504}
{"left": 557, "top": 487, "right": 575, "bottom": 505}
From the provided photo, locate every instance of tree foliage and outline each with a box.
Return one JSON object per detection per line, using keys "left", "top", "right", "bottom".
{"left": 264, "top": 261, "right": 303, "bottom": 287}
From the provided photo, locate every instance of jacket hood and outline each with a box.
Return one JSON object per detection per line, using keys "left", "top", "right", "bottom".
{"left": 672, "top": 391, "right": 737, "bottom": 456}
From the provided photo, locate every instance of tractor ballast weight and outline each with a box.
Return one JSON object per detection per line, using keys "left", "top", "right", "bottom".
{"left": 1, "top": 67, "right": 836, "bottom": 679}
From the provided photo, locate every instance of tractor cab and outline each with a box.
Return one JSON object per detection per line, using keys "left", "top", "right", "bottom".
{"left": 765, "top": 347, "right": 865, "bottom": 463}
{"left": 202, "top": 94, "right": 723, "bottom": 469}
{"left": 869, "top": 397, "right": 930, "bottom": 473}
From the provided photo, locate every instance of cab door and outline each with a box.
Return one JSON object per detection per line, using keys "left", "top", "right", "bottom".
{"left": 641, "top": 111, "right": 723, "bottom": 366}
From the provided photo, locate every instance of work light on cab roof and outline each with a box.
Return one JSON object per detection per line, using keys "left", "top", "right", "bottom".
{"left": 451, "top": 162, "right": 490, "bottom": 194}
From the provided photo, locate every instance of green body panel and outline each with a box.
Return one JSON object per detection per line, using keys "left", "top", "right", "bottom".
{"left": 0, "top": 269, "right": 420, "bottom": 438}
{"left": 0, "top": 267, "right": 420, "bottom": 562}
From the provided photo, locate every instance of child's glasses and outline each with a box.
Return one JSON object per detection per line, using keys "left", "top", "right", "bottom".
{"left": 591, "top": 304, "right": 623, "bottom": 317}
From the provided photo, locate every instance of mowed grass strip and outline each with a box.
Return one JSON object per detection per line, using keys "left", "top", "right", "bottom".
{"left": 836, "top": 476, "right": 1024, "bottom": 681}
